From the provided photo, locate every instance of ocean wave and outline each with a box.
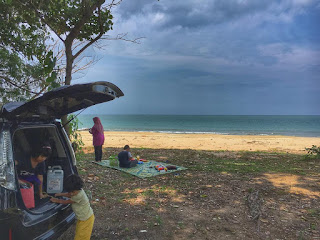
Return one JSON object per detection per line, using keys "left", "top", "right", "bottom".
{"left": 78, "top": 128, "right": 284, "bottom": 136}
{"left": 78, "top": 128, "right": 90, "bottom": 131}
{"left": 154, "top": 131, "right": 230, "bottom": 135}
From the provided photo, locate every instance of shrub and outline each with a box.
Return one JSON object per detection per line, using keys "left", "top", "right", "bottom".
{"left": 68, "top": 114, "right": 84, "bottom": 153}
{"left": 305, "top": 145, "right": 320, "bottom": 159}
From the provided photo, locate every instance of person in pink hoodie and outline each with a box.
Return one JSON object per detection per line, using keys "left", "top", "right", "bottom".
{"left": 89, "top": 117, "right": 105, "bottom": 162}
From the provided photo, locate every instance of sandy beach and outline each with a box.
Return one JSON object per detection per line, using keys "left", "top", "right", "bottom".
{"left": 79, "top": 131, "right": 320, "bottom": 154}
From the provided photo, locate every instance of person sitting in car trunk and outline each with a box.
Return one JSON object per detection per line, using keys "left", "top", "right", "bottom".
{"left": 15, "top": 143, "right": 52, "bottom": 199}
{"left": 118, "top": 145, "right": 138, "bottom": 168}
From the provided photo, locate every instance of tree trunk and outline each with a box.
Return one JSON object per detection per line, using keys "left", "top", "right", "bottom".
{"left": 61, "top": 40, "right": 74, "bottom": 137}
{"left": 59, "top": 0, "right": 105, "bottom": 137}
{"left": 64, "top": 39, "right": 74, "bottom": 86}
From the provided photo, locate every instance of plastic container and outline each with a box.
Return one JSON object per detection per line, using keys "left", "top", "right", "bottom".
{"left": 20, "top": 180, "right": 35, "bottom": 209}
{"left": 47, "top": 166, "right": 64, "bottom": 194}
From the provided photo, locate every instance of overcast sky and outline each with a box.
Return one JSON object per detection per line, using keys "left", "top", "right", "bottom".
{"left": 77, "top": 0, "right": 320, "bottom": 115}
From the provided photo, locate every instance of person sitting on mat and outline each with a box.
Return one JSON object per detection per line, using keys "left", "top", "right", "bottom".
{"left": 118, "top": 145, "right": 138, "bottom": 168}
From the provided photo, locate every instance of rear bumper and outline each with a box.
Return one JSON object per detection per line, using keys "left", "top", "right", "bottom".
{"left": 35, "top": 212, "right": 75, "bottom": 240}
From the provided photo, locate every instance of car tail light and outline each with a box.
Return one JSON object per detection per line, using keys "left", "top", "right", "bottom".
{"left": 9, "top": 229, "right": 12, "bottom": 240}
{"left": 0, "top": 130, "right": 16, "bottom": 190}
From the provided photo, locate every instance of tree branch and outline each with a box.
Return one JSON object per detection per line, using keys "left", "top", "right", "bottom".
{"left": 18, "top": 0, "right": 65, "bottom": 43}
{"left": 106, "top": 0, "right": 123, "bottom": 10}
{"left": 0, "top": 75, "right": 39, "bottom": 94}
{"left": 65, "top": 0, "right": 105, "bottom": 47}
{"left": 101, "top": 33, "right": 145, "bottom": 44}
{"left": 73, "top": 4, "right": 105, "bottom": 60}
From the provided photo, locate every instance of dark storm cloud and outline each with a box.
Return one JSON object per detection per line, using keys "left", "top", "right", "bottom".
{"left": 81, "top": 0, "right": 320, "bottom": 115}
{"left": 117, "top": 0, "right": 273, "bottom": 29}
{"left": 156, "top": 1, "right": 273, "bottom": 29}
{"left": 111, "top": 0, "right": 320, "bottom": 67}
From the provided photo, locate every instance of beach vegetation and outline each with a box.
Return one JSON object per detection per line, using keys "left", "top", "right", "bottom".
{"left": 60, "top": 147, "right": 320, "bottom": 240}
{"left": 305, "top": 145, "right": 320, "bottom": 159}
{"left": 142, "top": 189, "right": 156, "bottom": 197}
{"left": 0, "top": 1, "right": 58, "bottom": 102}
{"left": 186, "top": 151, "right": 307, "bottom": 175}
{"left": 1, "top": 1, "right": 139, "bottom": 135}
{"left": 68, "top": 114, "right": 84, "bottom": 153}
{"left": 307, "top": 208, "right": 320, "bottom": 218}
{"left": 154, "top": 215, "right": 163, "bottom": 226}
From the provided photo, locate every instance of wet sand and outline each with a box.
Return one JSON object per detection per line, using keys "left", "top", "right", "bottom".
{"left": 79, "top": 131, "right": 320, "bottom": 154}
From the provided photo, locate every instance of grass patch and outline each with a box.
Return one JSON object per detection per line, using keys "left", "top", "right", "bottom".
{"left": 77, "top": 148, "right": 319, "bottom": 177}
{"left": 188, "top": 151, "right": 314, "bottom": 175}
{"left": 141, "top": 189, "right": 156, "bottom": 197}
{"left": 68, "top": 147, "right": 320, "bottom": 240}
{"left": 153, "top": 215, "right": 163, "bottom": 226}
{"left": 307, "top": 209, "right": 320, "bottom": 219}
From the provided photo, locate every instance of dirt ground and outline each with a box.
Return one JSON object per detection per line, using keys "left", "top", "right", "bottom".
{"left": 58, "top": 147, "right": 320, "bottom": 240}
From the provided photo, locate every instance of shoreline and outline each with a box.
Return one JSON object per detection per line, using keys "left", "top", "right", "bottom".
{"left": 78, "top": 129, "right": 320, "bottom": 138}
{"left": 79, "top": 131, "right": 320, "bottom": 154}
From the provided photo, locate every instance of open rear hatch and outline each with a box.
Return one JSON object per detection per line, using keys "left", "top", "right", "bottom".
{"left": 0, "top": 81, "right": 124, "bottom": 120}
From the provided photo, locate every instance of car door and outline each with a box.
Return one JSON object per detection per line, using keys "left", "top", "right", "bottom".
{"left": 0, "top": 81, "right": 124, "bottom": 120}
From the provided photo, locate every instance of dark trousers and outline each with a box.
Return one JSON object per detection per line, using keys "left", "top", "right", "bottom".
{"left": 129, "top": 159, "right": 138, "bottom": 168}
{"left": 120, "top": 159, "right": 138, "bottom": 168}
{"left": 94, "top": 145, "right": 103, "bottom": 161}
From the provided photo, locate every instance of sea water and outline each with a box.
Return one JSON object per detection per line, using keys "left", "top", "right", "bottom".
{"left": 77, "top": 115, "right": 320, "bottom": 137}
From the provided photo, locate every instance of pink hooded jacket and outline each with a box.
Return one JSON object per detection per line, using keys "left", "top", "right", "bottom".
{"left": 89, "top": 117, "right": 105, "bottom": 146}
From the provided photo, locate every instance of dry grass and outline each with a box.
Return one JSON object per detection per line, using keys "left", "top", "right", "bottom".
{"left": 59, "top": 147, "right": 320, "bottom": 240}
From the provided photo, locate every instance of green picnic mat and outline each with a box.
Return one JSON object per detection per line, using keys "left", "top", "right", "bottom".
{"left": 94, "top": 157, "right": 187, "bottom": 179}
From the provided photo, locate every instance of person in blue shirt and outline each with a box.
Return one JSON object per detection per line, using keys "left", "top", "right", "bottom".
{"left": 118, "top": 145, "right": 138, "bottom": 168}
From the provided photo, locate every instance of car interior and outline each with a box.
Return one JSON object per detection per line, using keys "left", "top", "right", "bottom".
{"left": 13, "top": 125, "right": 74, "bottom": 210}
